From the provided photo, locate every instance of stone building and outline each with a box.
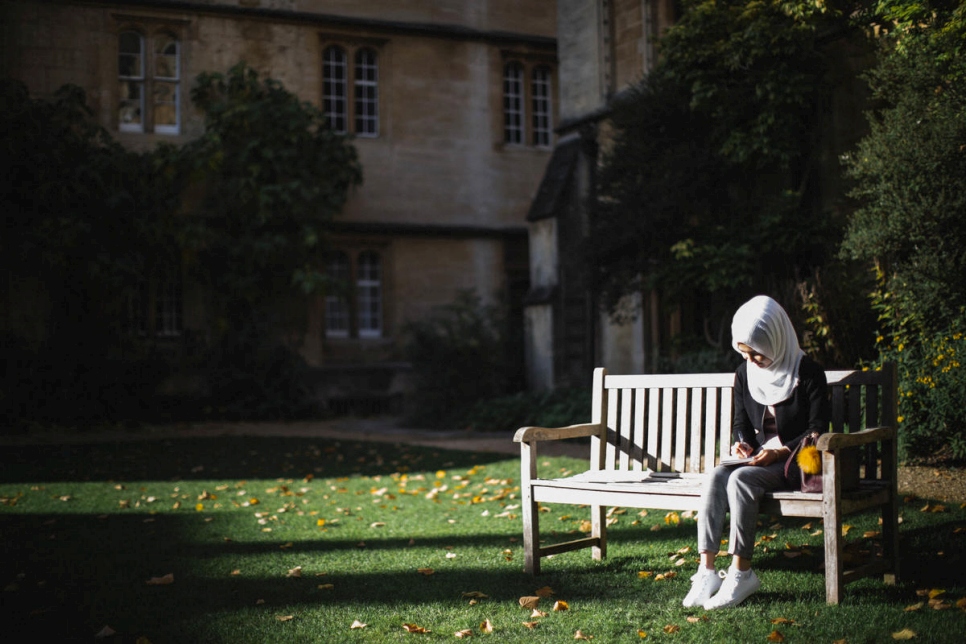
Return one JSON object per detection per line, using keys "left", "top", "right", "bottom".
{"left": 1, "top": 0, "right": 557, "bottom": 411}
{"left": 524, "top": 0, "right": 675, "bottom": 391}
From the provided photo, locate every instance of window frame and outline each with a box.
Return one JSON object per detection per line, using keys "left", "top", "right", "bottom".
{"left": 323, "top": 248, "right": 385, "bottom": 340}
{"left": 501, "top": 54, "right": 556, "bottom": 149}
{"left": 116, "top": 22, "right": 184, "bottom": 136}
{"left": 320, "top": 37, "right": 384, "bottom": 138}
{"left": 127, "top": 262, "right": 183, "bottom": 338}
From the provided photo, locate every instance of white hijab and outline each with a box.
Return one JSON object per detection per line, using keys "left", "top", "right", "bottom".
{"left": 731, "top": 295, "right": 804, "bottom": 405}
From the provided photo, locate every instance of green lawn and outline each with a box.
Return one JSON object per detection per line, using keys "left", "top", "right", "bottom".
{"left": 1, "top": 435, "right": 964, "bottom": 643}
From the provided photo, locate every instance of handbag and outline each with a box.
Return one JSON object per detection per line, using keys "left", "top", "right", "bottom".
{"left": 784, "top": 431, "right": 823, "bottom": 493}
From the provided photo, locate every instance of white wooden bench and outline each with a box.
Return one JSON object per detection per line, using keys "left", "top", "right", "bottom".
{"left": 514, "top": 364, "right": 899, "bottom": 605}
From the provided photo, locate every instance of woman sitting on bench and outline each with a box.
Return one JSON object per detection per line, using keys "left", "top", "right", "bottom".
{"left": 683, "top": 295, "right": 829, "bottom": 610}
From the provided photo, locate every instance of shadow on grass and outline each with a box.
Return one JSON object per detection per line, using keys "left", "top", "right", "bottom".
{"left": 0, "top": 437, "right": 519, "bottom": 483}
{"left": 0, "top": 511, "right": 665, "bottom": 643}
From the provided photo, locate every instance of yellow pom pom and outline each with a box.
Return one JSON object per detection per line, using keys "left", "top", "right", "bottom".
{"left": 796, "top": 444, "right": 822, "bottom": 475}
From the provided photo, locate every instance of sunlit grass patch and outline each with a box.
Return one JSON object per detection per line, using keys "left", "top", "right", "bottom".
{"left": 1, "top": 437, "right": 965, "bottom": 643}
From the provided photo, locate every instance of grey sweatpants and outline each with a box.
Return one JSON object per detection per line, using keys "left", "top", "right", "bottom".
{"left": 697, "top": 462, "right": 787, "bottom": 559}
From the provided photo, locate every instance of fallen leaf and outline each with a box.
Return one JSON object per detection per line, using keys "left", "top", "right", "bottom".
{"left": 665, "top": 512, "right": 680, "bottom": 526}
{"left": 638, "top": 571, "right": 653, "bottom": 579}
{"left": 286, "top": 566, "right": 302, "bottom": 578}
{"left": 417, "top": 568, "right": 435, "bottom": 576}
{"left": 638, "top": 630, "right": 647, "bottom": 638}
{"left": 519, "top": 596, "right": 540, "bottom": 610}
{"left": 455, "top": 629, "right": 473, "bottom": 638}
{"left": 350, "top": 620, "right": 367, "bottom": 629}
{"left": 94, "top": 625, "right": 116, "bottom": 638}
{"left": 402, "top": 623, "right": 430, "bottom": 633}
{"left": 767, "top": 630, "right": 785, "bottom": 642}
{"left": 553, "top": 600, "right": 569, "bottom": 611}
{"left": 663, "top": 624, "right": 680, "bottom": 634}
{"left": 905, "top": 602, "right": 924, "bottom": 612}
{"left": 145, "top": 573, "right": 174, "bottom": 586}
{"left": 531, "top": 609, "right": 547, "bottom": 618}
{"left": 574, "top": 630, "right": 593, "bottom": 640}
{"left": 686, "top": 616, "right": 706, "bottom": 623}
{"left": 318, "top": 584, "right": 334, "bottom": 590}
{"left": 276, "top": 615, "right": 294, "bottom": 622}
{"left": 480, "top": 619, "right": 494, "bottom": 633}
{"left": 462, "top": 591, "right": 489, "bottom": 599}
{"left": 928, "top": 588, "right": 946, "bottom": 599}
{"left": 891, "top": 628, "right": 916, "bottom": 640}
{"left": 534, "top": 585, "right": 555, "bottom": 597}
{"left": 928, "top": 598, "right": 951, "bottom": 610}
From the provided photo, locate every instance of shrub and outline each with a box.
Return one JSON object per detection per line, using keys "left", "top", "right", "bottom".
{"left": 401, "top": 290, "right": 513, "bottom": 429}
{"left": 460, "top": 388, "right": 593, "bottom": 433}
{"left": 865, "top": 265, "right": 966, "bottom": 461}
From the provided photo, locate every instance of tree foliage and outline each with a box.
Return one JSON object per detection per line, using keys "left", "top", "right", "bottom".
{"left": 842, "top": 0, "right": 966, "bottom": 331}
{"left": 589, "top": 0, "right": 850, "bottom": 333}
{"left": 1, "top": 79, "right": 182, "bottom": 422}
{"left": 841, "top": 1, "right": 966, "bottom": 459}
{"left": 177, "top": 62, "right": 363, "bottom": 328}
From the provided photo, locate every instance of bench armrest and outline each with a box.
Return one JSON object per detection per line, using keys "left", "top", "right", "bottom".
{"left": 514, "top": 423, "right": 604, "bottom": 444}
{"left": 816, "top": 426, "right": 895, "bottom": 451}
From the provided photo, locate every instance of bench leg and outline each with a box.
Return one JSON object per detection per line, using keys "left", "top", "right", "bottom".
{"left": 521, "top": 442, "right": 540, "bottom": 575}
{"left": 823, "top": 494, "right": 844, "bottom": 605}
{"left": 591, "top": 504, "right": 607, "bottom": 561}
{"left": 882, "top": 494, "right": 900, "bottom": 586}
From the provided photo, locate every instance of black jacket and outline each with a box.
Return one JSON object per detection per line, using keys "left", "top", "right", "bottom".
{"left": 732, "top": 355, "right": 829, "bottom": 452}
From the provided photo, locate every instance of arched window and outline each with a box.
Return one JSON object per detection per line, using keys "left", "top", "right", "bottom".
{"left": 354, "top": 48, "right": 378, "bottom": 137}
{"left": 323, "top": 46, "right": 348, "bottom": 134}
{"left": 118, "top": 31, "right": 145, "bottom": 131}
{"left": 503, "top": 62, "right": 524, "bottom": 144}
{"left": 531, "top": 65, "right": 553, "bottom": 147}
{"left": 325, "top": 252, "right": 351, "bottom": 338}
{"left": 118, "top": 29, "right": 181, "bottom": 135}
{"left": 356, "top": 251, "right": 382, "bottom": 338}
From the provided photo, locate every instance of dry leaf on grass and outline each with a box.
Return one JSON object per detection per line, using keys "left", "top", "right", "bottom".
{"left": 402, "top": 623, "right": 430, "bottom": 633}
{"left": 275, "top": 615, "right": 293, "bottom": 622}
{"left": 519, "top": 596, "right": 540, "bottom": 610}
{"left": 145, "top": 573, "right": 174, "bottom": 586}
{"left": 286, "top": 566, "right": 302, "bottom": 578}
{"left": 553, "top": 600, "right": 569, "bottom": 611}
{"left": 770, "top": 617, "right": 795, "bottom": 625}
{"left": 574, "top": 630, "right": 593, "bottom": 640}
{"left": 417, "top": 568, "right": 435, "bottom": 576}
{"left": 480, "top": 619, "right": 494, "bottom": 633}
{"left": 455, "top": 629, "right": 473, "bottom": 638}
{"left": 530, "top": 609, "right": 548, "bottom": 618}
{"left": 350, "top": 620, "right": 367, "bottom": 629}
{"left": 891, "top": 628, "right": 916, "bottom": 640}
{"left": 663, "top": 624, "right": 680, "bottom": 634}
{"left": 767, "top": 630, "right": 785, "bottom": 642}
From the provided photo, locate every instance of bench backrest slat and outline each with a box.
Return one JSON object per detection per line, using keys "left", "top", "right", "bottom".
{"left": 595, "top": 364, "right": 896, "bottom": 475}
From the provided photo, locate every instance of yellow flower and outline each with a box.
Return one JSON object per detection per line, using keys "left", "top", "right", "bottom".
{"left": 897, "top": 416, "right": 905, "bottom": 423}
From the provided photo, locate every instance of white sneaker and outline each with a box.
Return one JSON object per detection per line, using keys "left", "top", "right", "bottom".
{"left": 682, "top": 567, "right": 725, "bottom": 608}
{"left": 703, "top": 566, "right": 761, "bottom": 610}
